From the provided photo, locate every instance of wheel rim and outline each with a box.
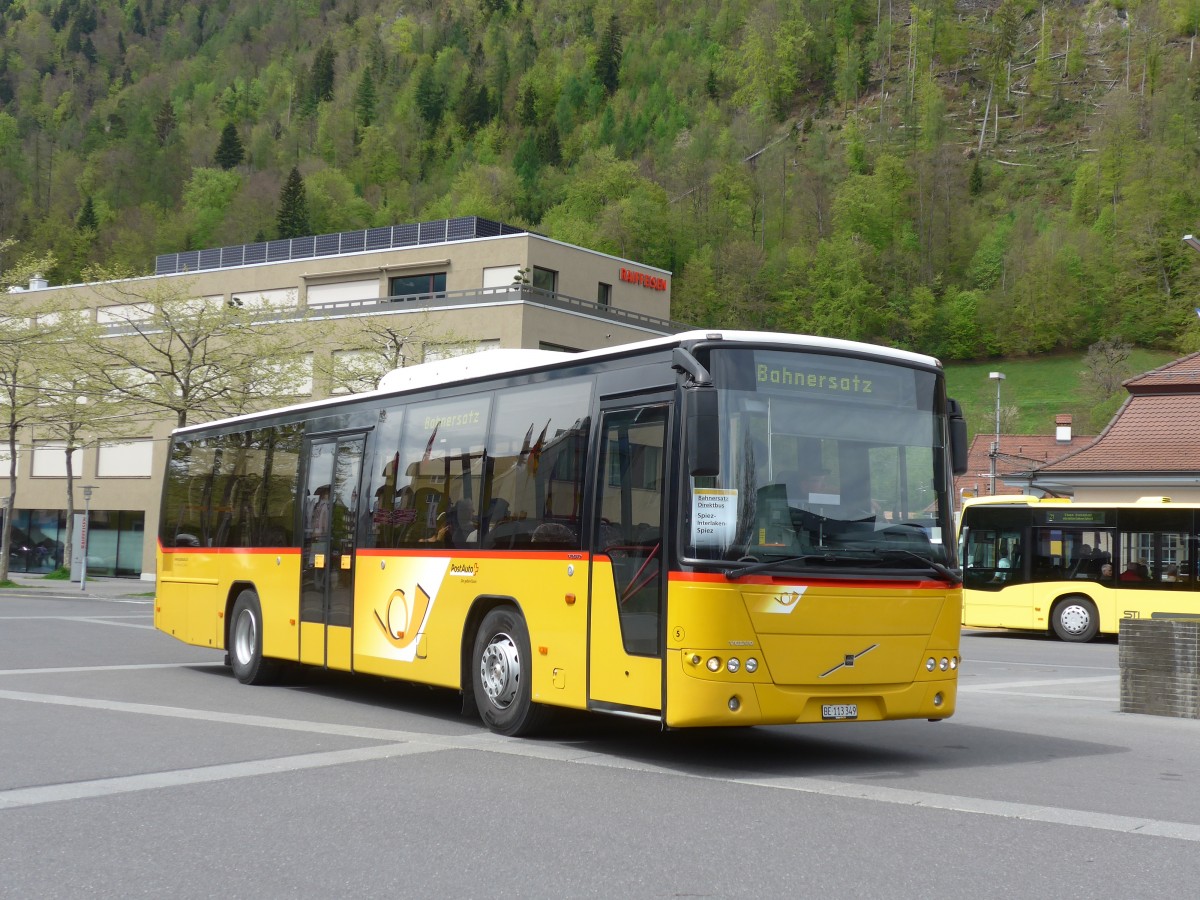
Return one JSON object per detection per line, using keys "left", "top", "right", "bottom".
{"left": 233, "top": 608, "right": 256, "bottom": 666}
{"left": 1060, "top": 603, "right": 1091, "bottom": 635}
{"left": 479, "top": 631, "right": 521, "bottom": 710}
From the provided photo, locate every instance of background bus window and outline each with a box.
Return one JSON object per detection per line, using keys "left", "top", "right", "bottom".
{"left": 1118, "top": 508, "right": 1192, "bottom": 586}
{"left": 963, "top": 528, "right": 1025, "bottom": 590}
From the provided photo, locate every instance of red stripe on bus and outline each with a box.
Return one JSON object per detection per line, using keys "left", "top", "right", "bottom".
{"left": 668, "top": 571, "right": 950, "bottom": 589}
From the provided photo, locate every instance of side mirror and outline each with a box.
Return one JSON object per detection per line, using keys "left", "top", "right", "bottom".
{"left": 687, "top": 386, "right": 720, "bottom": 476}
{"left": 948, "top": 398, "right": 969, "bottom": 476}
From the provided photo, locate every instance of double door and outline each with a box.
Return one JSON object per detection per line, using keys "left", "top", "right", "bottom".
{"left": 299, "top": 433, "right": 366, "bottom": 669}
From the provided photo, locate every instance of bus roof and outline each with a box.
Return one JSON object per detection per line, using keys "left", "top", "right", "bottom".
{"left": 174, "top": 329, "right": 944, "bottom": 437}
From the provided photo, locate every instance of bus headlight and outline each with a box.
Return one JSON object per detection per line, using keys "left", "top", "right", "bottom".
{"left": 926, "top": 657, "right": 936, "bottom": 672}
{"left": 707, "top": 657, "right": 722, "bottom": 672}
{"left": 939, "top": 657, "right": 950, "bottom": 671}
{"left": 745, "top": 658, "right": 759, "bottom": 674}
{"left": 726, "top": 658, "right": 740, "bottom": 673}
{"left": 950, "top": 657, "right": 959, "bottom": 670}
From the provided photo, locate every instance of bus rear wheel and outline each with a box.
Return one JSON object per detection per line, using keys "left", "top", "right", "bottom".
{"left": 1051, "top": 596, "right": 1099, "bottom": 643}
{"left": 229, "top": 589, "right": 280, "bottom": 685}
{"left": 471, "top": 607, "right": 549, "bottom": 736}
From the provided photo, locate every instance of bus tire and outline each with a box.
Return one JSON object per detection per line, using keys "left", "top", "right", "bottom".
{"left": 471, "top": 606, "right": 549, "bottom": 736}
{"left": 1051, "top": 595, "right": 1099, "bottom": 643}
{"left": 229, "top": 589, "right": 280, "bottom": 685}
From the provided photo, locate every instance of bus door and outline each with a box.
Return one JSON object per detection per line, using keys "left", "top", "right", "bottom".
{"left": 299, "top": 433, "right": 366, "bottom": 669}
{"left": 588, "top": 400, "right": 670, "bottom": 717}
{"left": 964, "top": 524, "right": 1033, "bottom": 628}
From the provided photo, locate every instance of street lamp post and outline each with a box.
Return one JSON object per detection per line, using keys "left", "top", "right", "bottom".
{"left": 988, "top": 371, "right": 1006, "bottom": 495}
{"left": 80, "top": 485, "right": 94, "bottom": 592}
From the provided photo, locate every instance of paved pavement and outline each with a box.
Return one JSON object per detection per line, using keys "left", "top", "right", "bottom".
{"left": 1, "top": 572, "right": 155, "bottom": 601}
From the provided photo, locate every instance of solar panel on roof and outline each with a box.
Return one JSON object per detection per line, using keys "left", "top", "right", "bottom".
{"left": 152, "top": 218, "right": 528, "bottom": 274}
{"left": 418, "top": 220, "right": 446, "bottom": 244}
{"left": 366, "top": 227, "right": 391, "bottom": 250}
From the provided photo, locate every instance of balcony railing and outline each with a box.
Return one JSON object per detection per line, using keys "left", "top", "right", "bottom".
{"left": 98, "top": 285, "right": 689, "bottom": 337}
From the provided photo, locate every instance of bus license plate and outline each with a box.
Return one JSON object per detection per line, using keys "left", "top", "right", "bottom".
{"left": 822, "top": 703, "right": 858, "bottom": 720}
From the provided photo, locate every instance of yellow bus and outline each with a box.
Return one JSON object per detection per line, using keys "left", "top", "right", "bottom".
{"left": 155, "top": 330, "right": 968, "bottom": 734}
{"left": 959, "top": 495, "right": 1200, "bottom": 642}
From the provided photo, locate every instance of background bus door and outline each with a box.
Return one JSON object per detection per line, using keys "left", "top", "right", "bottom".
{"left": 588, "top": 402, "right": 670, "bottom": 718}
{"left": 299, "top": 434, "right": 366, "bottom": 670}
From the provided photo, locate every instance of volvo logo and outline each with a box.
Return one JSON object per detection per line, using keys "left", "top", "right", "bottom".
{"left": 819, "top": 644, "right": 879, "bottom": 678}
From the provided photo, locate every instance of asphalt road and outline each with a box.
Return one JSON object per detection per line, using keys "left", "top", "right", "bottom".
{"left": 2, "top": 584, "right": 1199, "bottom": 899}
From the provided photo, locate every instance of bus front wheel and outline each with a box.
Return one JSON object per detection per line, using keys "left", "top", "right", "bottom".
{"left": 1051, "top": 596, "right": 1099, "bottom": 643}
{"left": 471, "top": 607, "right": 549, "bottom": 736}
{"left": 229, "top": 589, "right": 280, "bottom": 685}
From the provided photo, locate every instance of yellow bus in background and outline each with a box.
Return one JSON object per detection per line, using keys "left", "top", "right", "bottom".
{"left": 155, "top": 330, "right": 968, "bottom": 735}
{"left": 959, "top": 495, "right": 1200, "bottom": 642}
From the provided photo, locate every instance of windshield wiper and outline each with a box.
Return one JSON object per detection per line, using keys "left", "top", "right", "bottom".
{"left": 724, "top": 548, "right": 962, "bottom": 583}
{"left": 724, "top": 553, "right": 847, "bottom": 580}
{"left": 876, "top": 548, "right": 961, "bottom": 584}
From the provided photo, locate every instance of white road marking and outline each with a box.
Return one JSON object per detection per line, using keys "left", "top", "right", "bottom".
{"left": 0, "top": 744, "right": 440, "bottom": 811}
{"left": 960, "top": 675, "right": 1118, "bottom": 692}
{"left": 1, "top": 687, "right": 1199, "bottom": 842}
{"left": 0, "top": 662, "right": 223, "bottom": 676}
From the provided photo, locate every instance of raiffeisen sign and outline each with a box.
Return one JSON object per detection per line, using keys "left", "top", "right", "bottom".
{"left": 619, "top": 267, "right": 668, "bottom": 291}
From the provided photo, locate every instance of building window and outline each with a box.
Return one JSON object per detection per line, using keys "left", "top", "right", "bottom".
{"left": 97, "top": 440, "right": 154, "bottom": 478}
{"left": 31, "top": 441, "right": 82, "bottom": 478}
{"left": 423, "top": 339, "right": 500, "bottom": 362}
{"left": 483, "top": 265, "right": 519, "bottom": 289}
{"left": 532, "top": 266, "right": 557, "bottom": 293}
{"left": 389, "top": 273, "right": 446, "bottom": 299}
{"left": 597, "top": 282, "right": 612, "bottom": 307}
{"left": 306, "top": 280, "right": 378, "bottom": 306}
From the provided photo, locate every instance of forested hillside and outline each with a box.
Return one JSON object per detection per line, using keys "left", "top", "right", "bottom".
{"left": 3, "top": 0, "right": 1200, "bottom": 361}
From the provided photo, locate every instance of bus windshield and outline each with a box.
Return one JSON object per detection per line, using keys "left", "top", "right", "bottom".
{"left": 685, "top": 347, "right": 953, "bottom": 574}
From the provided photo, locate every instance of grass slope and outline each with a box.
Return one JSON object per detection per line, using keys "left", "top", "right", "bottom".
{"left": 945, "top": 350, "right": 1177, "bottom": 441}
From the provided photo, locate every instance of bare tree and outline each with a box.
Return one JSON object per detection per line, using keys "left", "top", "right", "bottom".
{"left": 32, "top": 305, "right": 131, "bottom": 569}
{"left": 76, "top": 271, "right": 315, "bottom": 429}
{"left": 1081, "top": 337, "right": 1133, "bottom": 402}
{"left": 0, "top": 305, "right": 57, "bottom": 582}
{"left": 0, "top": 239, "right": 57, "bottom": 580}
{"left": 313, "top": 312, "right": 463, "bottom": 395}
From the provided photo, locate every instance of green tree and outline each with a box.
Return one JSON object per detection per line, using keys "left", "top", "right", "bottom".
{"left": 595, "top": 15, "right": 623, "bottom": 95}
{"left": 277, "top": 167, "right": 310, "bottom": 239}
{"left": 311, "top": 41, "right": 336, "bottom": 104}
{"left": 154, "top": 97, "right": 177, "bottom": 146}
{"left": 214, "top": 122, "right": 245, "bottom": 170}
{"left": 415, "top": 64, "right": 445, "bottom": 129}
{"left": 355, "top": 68, "right": 378, "bottom": 128}
{"left": 731, "top": 1, "right": 812, "bottom": 121}
{"left": 76, "top": 195, "right": 98, "bottom": 231}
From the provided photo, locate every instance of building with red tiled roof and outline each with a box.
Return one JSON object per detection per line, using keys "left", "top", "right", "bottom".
{"left": 954, "top": 414, "right": 1095, "bottom": 509}
{"left": 1018, "top": 352, "right": 1200, "bottom": 501}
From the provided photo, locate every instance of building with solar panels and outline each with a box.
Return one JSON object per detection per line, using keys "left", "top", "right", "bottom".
{"left": 4, "top": 217, "right": 678, "bottom": 580}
